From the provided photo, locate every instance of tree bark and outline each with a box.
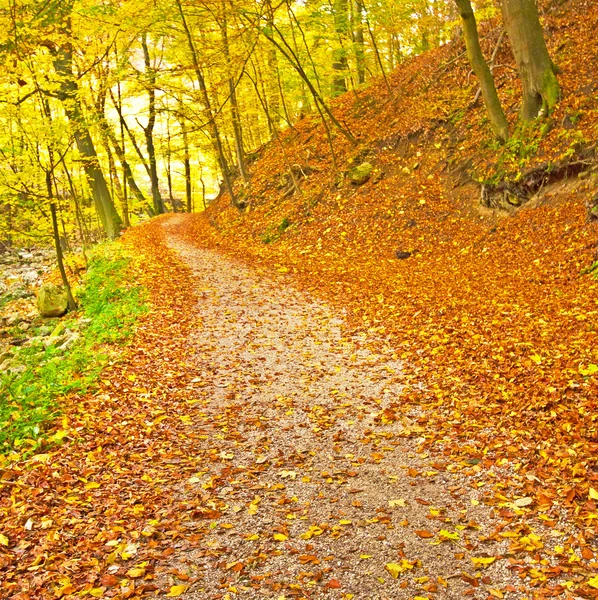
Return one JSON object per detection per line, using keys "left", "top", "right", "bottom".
{"left": 220, "top": 11, "right": 248, "bottom": 182}
{"left": 51, "top": 45, "right": 122, "bottom": 239}
{"left": 141, "top": 35, "right": 165, "bottom": 215}
{"left": 332, "top": 0, "right": 349, "bottom": 96}
{"left": 352, "top": 0, "right": 366, "bottom": 85}
{"left": 176, "top": 0, "right": 241, "bottom": 209}
{"left": 181, "top": 117, "right": 193, "bottom": 213}
{"left": 47, "top": 172, "right": 77, "bottom": 311}
{"left": 499, "top": 0, "right": 560, "bottom": 120}
{"left": 455, "top": 0, "right": 509, "bottom": 141}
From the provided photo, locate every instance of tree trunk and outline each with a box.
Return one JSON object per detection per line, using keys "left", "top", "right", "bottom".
{"left": 176, "top": 0, "right": 241, "bottom": 209}
{"left": 181, "top": 118, "right": 193, "bottom": 213}
{"left": 47, "top": 172, "right": 77, "bottom": 312}
{"left": 455, "top": 0, "right": 509, "bottom": 141}
{"left": 51, "top": 45, "right": 122, "bottom": 239}
{"left": 141, "top": 35, "right": 165, "bottom": 215}
{"left": 220, "top": 11, "right": 248, "bottom": 182}
{"left": 260, "top": 24, "right": 357, "bottom": 145}
{"left": 96, "top": 106, "right": 149, "bottom": 211}
{"left": 332, "top": 0, "right": 349, "bottom": 96}
{"left": 500, "top": 0, "right": 560, "bottom": 120}
{"left": 352, "top": 0, "right": 366, "bottom": 85}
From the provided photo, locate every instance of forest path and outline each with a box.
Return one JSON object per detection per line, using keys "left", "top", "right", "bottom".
{"left": 152, "top": 215, "right": 522, "bottom": 599}
{"left": 2, "top": 216, "right": 568, "bottom": 599}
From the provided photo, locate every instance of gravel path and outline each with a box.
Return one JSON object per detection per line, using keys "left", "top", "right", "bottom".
{"left": 157, "top": 218, "right": 527, "bottom": 599}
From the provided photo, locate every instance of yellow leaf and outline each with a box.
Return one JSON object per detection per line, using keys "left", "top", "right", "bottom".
{"left": 0, "top": 534, "right": 8, "bottom": 546}
{"left": 273, "top": 533, "right": 288, "bottom": 541}
{"left": 588, "top": 576, "right": 598, "bottom": 589}
{"left": 589, "top": 488, "right": 598, "bottom": 500}
{"left": 514, "top": 497, "right": 533, "bottom": 507}
{"left": 339, "top": 519, "right": 352, "bottom": 525}
{"left": 126, "top": 567, "right": 145, "bottom": 578}
{"left": 85, "top": 482, "right": 101, "bottom": 490}
{"left": 385, "top": 560, "right": 413, "bottom": 578}
{"left": 388, "top": 499, "right": 406, "bottom": 508}
{"left": 471, "top": 556, "right": 496, "bottom": 567}
{"left": 166, "top": 585, "right": 187, "bottom": 597}
{"left": 488, "top": 589, "right": 504, "bottom": 599}
{"left": 89, "top": 588, "right": 104, "bottom": 597}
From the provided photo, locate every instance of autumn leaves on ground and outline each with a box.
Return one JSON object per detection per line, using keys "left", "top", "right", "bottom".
{"left": 3, "top": 3, "right": 598, "bottom": 600}
{"left": 2, "top": 210, "right": 595, "bottom": 600}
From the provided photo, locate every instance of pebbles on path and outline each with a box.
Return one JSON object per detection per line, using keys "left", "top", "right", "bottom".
{"left": 155, "top": 218, "right": 530, "bottom": 600}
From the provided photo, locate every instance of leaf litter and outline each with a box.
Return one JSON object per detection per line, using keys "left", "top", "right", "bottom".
{"left": 2, "top": 214, "right": 592, "bottom": 599}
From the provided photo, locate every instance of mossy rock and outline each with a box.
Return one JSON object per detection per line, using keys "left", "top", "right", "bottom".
{"left": 348, "top": 162, "right": 373, "bottom": 186}
{"left": 37, "top": 284, "right": 68, "bottom": 318}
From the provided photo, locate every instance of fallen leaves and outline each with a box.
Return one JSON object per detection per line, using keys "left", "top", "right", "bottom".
{"left": 385, "top": 560, "right": 416, "bottom": 578}
{"left": 415, "top": 530, "right": 434, "bottom": 538}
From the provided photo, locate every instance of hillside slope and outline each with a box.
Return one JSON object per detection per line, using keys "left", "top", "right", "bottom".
{"left": 181, "top": 0, "right": 598, "bottom": 593}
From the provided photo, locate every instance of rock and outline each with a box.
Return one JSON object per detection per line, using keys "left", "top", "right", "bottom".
{"left": 395, "top": 251, "right": 412, "bottom": 260}
{"left": 43, "top": 334, "right": 66, "bottom": 349}
{"left": 6, "top": 315, "right": 20, "bottom": 327}
{"left": 587, "top": 195, "right": 598, "bottom": 222}
{"left": 348, "top": 162, "right": 373, "bottom": 186}
{"left": 78, "top": 318, "right": 92, "bottom": 330}
{"left": 37, "top": 284, "right": 68, "bottom": 318}
{"left": 57, "top": 332, "right": 80, "bottom": 352}
{"left": 18, "top": 322, "right": 30, "bottom": 332}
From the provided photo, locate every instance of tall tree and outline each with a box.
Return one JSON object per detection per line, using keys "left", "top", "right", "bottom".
{"left": 50, "top": 42, "right": 123, "bottom": 239}
{"left": 332, "top": 0, "right": 349, "bottom": 95}
{"left": 455, "top": 0, "right": 509, "bottom": 142}
{"left": 499, "top": 0, "right": 560, "bottom": 120}
{"left": 175, "top": 0, "right": 241, "bottom": 209}
{"left": 141, "top": 34, "right": 166, "bottom": 214}
{"left": 351, "top": 0, "right": 366, "bottom": 85}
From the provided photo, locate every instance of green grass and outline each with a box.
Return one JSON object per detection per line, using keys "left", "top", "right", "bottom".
{"left": 0, "top": 243, "right": 147, "bottom": 455}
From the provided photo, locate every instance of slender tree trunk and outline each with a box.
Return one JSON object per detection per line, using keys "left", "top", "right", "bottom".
{"left": 176, "top": 0, "right": 241, "bottom": 208}
{"left": 181, "top": 118, "right": 193, "bottom": 213}
{"left": 95, "top": 104, "right": 148, "bottom": 212}
{"left": 220, "top": 11, "right": 247, "bottom": 182}
{"left": 47, "top": 171, "right": 76, "bottom": 311}
{"left": 265, "top": 0, "right": 282, "bottom": 131}
{"left": 363, "top": 7, "right": 391, "bottom": 94}
{"left": 332, "top": 0, "right": 349, "bottom": 96}
{"left": 51, "top": 45, "right": 122, "bottom": 239}
{"left": 352, "top": 0, "right": 366, "bottom": 85}
{"left": 455, "top": 0, "right": 509, "bottom": 141}
{"left": 499, "top": 0, "right": 560, "bottom": 120}
{"left": 260, "top": 24, "right": 357, "bottom": 145}
{"left": 115, "top": 78, "right": 131, "bottom": 228}
{"left": 141, "top": 35, "right": 165, "bottom": 215}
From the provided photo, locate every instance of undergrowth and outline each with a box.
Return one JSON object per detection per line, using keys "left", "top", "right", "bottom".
{"left": 0, "top": 244, "right": 147, "bottom": 455}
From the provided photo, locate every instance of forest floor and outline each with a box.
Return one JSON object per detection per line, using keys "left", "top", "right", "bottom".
{"left": 1, "top": 213, "right": 597, "bottom": 600}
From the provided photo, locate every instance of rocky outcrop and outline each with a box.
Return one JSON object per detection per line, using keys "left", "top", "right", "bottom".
{"left": 37, "top": 284, "right": 68, "bottom": 318}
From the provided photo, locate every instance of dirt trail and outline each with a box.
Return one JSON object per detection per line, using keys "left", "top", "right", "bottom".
{"left": 155, "top": 216, "right": 527, "bottom": 599}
